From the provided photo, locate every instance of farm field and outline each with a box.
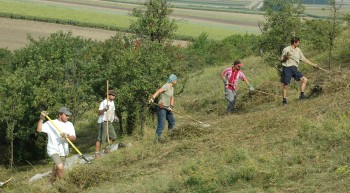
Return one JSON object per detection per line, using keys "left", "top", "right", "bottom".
{"left": 0, "top": 17, "right": 118, "bottom": 50}
{"left": 0, "top": 0, "right": 350, "bottom": 50}
{"left": 0, "top": 0, "right": 264, "bottom": 50}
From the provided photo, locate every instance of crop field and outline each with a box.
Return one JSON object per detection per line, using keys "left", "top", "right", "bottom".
{"left": 0, "top": 0, "right": 266, "bottom": 50}
{"left": 304, "top": 4, "right": 350, "bottom": 17}
{"left": 0, "top": 0, "right": 349, "bottom": 50}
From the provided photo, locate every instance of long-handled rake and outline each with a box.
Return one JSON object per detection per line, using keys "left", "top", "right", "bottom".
{"left": 150, "top": 102, "right": 210, "bottom": 128}
{"left": 105, "top": 80, "right": 111, "bottom": 151}
{"left": 227, "top": 83, "right": 280, "bottom": 98}
{"left": 41, "top": 112, "right": 91, "bottom": 164}
{"left": 0, "top": 177, "right": 13, "bottom": 187}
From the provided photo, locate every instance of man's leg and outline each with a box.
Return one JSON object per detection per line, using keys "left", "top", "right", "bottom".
{"left": 50, "top": 154, "right": 63, "bottom": 183}
{"left": 56, "top": 163, "right": 64, "bottom": 180}
{"left": 104, "top": 123, "right": 116, "bottom": 153}
{"left": 281, "top": 83, "right": 289, "bottom": 106}
{"left": 281, "top": 67, "right": 292, "bottom": 105}
{"left": 225, "top": 89, "right": 235, "bottom": 113}
{"left": 299, "top": 76, "right": 308, "bottom": 99}
{"left": 95, "top": 123, "right": 103, "bottom": 158}
{"left": 95, "top": 141, "right": 101, "bottom": 153}
{"left": 50, "top": 165, "right": 57, "bottom": 183}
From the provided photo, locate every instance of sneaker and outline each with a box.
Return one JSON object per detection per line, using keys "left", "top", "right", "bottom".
{"left": 282, "top": 98, "right": 287, "bottom": 106}
{"left": 299, "top": 95, "right": 307, "bottom": 100}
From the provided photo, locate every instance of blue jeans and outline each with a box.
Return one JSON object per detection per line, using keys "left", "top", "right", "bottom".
{"left": 155, "top": 106, "right": 175, "bottom": 139}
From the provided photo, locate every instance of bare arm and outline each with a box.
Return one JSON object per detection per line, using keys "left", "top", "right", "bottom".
{"left": 67, "top": 134, "right": 76, "bottom": 141}
{"left": 243, "top": 77, "right": 250, "bottom": 87}
{"left": 151, "top": 87, "right": 165, "bottom": 99}
{"left": 303, "top": 58, "right": 317, "bottom": 67}
{"left": 221, "top": 70, "right": 228, "bottom": 81}
{"left": 98, "top": 108, "right": 107, "bottom": 116}
{"left": 36, "top": 119, "right": 43, "bottom": 132}
{"left": 170, "top": 96, "right": 175, "bottom": 107}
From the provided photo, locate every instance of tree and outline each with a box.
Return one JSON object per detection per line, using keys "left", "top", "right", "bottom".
{"left": 258, "top": 0, "right": 304, "bottom": 69}
{"left": 0, "top": 31, "right": 101, "bottom": 164}
{"left": 326, "top": 0, "right": 343, "bottom": 70}
{"left": 129, "top": 0, "right": 177, "bottom": 43}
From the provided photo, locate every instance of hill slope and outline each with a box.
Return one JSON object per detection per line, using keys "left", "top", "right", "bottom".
{"left": 1, "top": 52, "right": 349, "bottom": 192}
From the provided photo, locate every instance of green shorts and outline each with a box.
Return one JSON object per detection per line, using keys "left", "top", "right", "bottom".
{"left": 97, "top": 122, "right": 117, "bottom": 143}
{"left": 50, "top": 153, "right": 66, "bottom": 166}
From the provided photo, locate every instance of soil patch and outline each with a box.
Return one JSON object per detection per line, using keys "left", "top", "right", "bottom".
{"left": 0, "top": 17, "right": 117, "bottom": 50}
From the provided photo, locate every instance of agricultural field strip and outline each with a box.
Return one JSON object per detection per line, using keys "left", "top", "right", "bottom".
{"left": 304, "top": 5, "right": 350, "bottom": 16}
{"left": 0, "top": 0, "right": 262, "bottom": 32}
{"left": 42, "top": 0, "right": 262, "bottom": 25}
{"left": 102, "top": 0, "right": 252, "bottom": 8}
{"left": 0, "top": 17, "right": 118, "bottom": 50}
{"left": 0, "top": 1, "right": 133, "bottom": 27}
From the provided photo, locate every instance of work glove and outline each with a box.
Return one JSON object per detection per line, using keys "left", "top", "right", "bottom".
{"left": 223, "top": 79, "right": 227, "bottom": 85}
{"left": 248, "top": 84, "right": 255, "bottom": 92}
{"left": 149, "top": 97, "right": 154, "bottom": 103}
{"left": 61, "top": 132, "right": 69, "bottom": 138}
{"left": 40, "top": 111, "right": 48, "bottom": 120}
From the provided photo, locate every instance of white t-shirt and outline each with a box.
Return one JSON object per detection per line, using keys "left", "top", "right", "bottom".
{"left": 41, "top": 119, "right": 76, "bottom": 157}
{"left": 97, "top": 99, "right": 116, "bottom": 123}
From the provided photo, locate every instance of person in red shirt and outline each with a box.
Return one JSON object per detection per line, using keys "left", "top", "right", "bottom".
{"left": 221, "top": 60, "right": 254, "bottom": 114}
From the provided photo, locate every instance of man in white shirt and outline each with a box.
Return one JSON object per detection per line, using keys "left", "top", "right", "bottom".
{"left": 36, "top": 107, "right": 76, "bottom": 183}
{"left": 95, "top": 90, "right": 118, "bottom": 158}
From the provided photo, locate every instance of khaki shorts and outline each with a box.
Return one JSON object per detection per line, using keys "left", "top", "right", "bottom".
{"left": 50, "top": 153, "right": 66, "bottom": 165}
{"left": 97, "top": 122, "right": 117, "bottom": 142}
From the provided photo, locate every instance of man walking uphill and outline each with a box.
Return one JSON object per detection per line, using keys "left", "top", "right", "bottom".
{"left": 95, "top": 90, "right": 118, "bottom": 158}
{"left": 221, "top": 60, "right": 254, "bottom": 114}
{"left": 280, "top": 37, "right": 318, "bottom": 106}
{"left": 36, "top": 107, "right": 76, "bottom": 184}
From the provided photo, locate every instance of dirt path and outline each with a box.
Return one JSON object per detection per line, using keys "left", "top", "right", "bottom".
{"left": 0, "top": 17, "right": 117, "bottom": 50}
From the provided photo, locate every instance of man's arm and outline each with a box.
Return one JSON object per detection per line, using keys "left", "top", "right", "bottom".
{"left": 243, "top": 77, "right": 250, "bottom": 87}
{"left": 36, "top": 119, "right": 43, "bottom": 132}
{"left": 98, "top": 100, "right": 108, "bottom": 116}
{"left": 36, "top": 111, "right": 47, "bottom": 132}
{"left": 62, "top": 124, "right": 76, "bottom": 141}
{"left": 303, "top": 58, "right": 318, "bottom": 67}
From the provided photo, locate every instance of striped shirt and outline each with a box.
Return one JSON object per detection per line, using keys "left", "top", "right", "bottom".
{"left": 221, "top": 67, "right": 246, "bottom": 90}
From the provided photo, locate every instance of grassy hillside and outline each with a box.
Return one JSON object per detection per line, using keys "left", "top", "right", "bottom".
{"left": 1, "top": 27, "right": 350, "bottom": 192}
